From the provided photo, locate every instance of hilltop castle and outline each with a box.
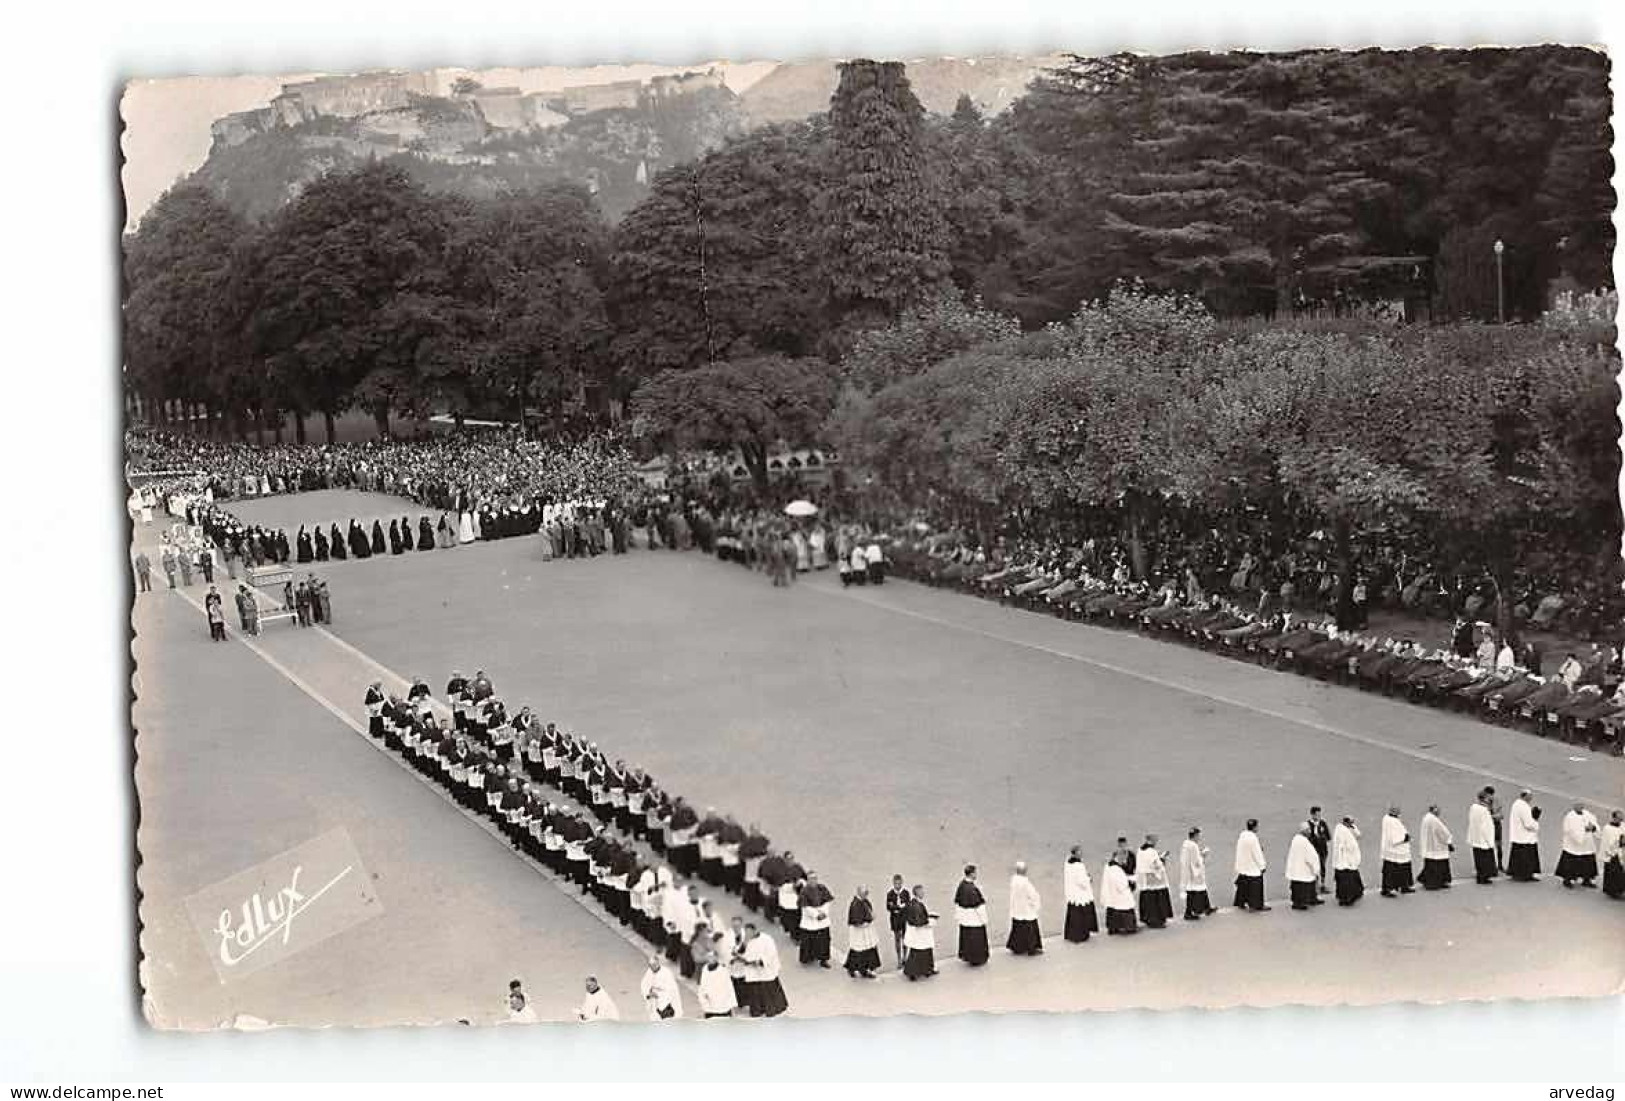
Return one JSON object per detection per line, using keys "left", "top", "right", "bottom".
{"left": 209, "top": 67, "right": 730, "bottom": 150}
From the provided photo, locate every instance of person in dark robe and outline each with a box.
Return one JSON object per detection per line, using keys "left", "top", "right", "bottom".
{"left": 387, "top": 519, "right": 403, "bottom": 555}
{"left": 363, "top": 682, "right": 386, "bottom": 740}
{"left": 400, "top": 516, "right": 416, "bottom": 552}
{"left": 348, "top": 520, "right": 370, "bottom": 559}
{"left": 329, "top": 523, "right": 347, "bottom": 560}
{"left": 886, "top": 875, "right": 910, "bottom": 969}
{"left": 953, "top": 865, "right": 990, "bottom": 966}
{"left": 796, "top": 873, "right": 835, "bottom": 967}
{"left": 418, "top": 516, "right": 435, "bottom": 551}
{"left": 370, "top": 519, "right": 387, "bottom": 556}
{"left": 275, "top": 529, "right": 291, "bottom": 563}
{"left": 295, "top": 526, "right": 313, "bottom": 563}
{"left": 313, "top": 526, "right": 330, "bottom": 562}
{"left": 901, "top": 885, "right": 938, "bottom": 981}
{"left": 843, "top": 887, "right": 883, "bottom": 978}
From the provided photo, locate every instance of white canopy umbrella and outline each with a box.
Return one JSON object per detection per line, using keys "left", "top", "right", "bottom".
{"left": 784, "top": 500, "right": 818, "bottom": 518}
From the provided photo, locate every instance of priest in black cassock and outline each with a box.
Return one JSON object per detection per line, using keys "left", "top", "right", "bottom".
{"left": 295, "top": 526, "right": 313, "bottom": 563}
{"left": 387, "top": 519, "right": 403, "bottom": 555}
{"left": 314, "top": 526, "right": 330, "bottom": 561}
{"left": 370, "top": 519, "right": 386, "bottom": 556}
{"left": 329, "top": 523, "right": 347, "bottom": 560}
{"left": 842, "top": 886, "right": 882, "bottom": 978}
{"left": 348, "top": 520, "right": 370, "bottom": 559}
{"left": 953, "top": 865, "right": 989, "bottom": 966}
{"left": 401, "top": 516, "right": 416, "bottom": 551}
{"left": 902, "top": 885, "right": 937, "bottom": 981}
{"left": 418, "top": 516, "right": 435, "bottom": 551}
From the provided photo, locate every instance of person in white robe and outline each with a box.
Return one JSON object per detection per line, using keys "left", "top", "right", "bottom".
{"left": 1135, "top": 836, "right": 1174, "bottom": 928}
{"left": 1601, "top": 810, "right": 1624, "bottom": 899}
{"left": 1179, "top": 827, "right": 1215, "bottom": 920}
{"left": 1556, "top": 804, "right": 1601, "bottom": 888}
{"left": 1286, "top": 824, "right": 1324, "bottom": 910}
{"left": 697, "top": 949, "right": 739, "bottom": 1018}
{"left": 1379, "top": 807, "right": 1415, "bottom": 896}
{"left": 1467, "top": 793, "right": 1499, "bottom": 884}
{"left": 576, "top": 976, "right": 620, "bottom": 1021}
{"left": 458, "top": 509, "right": 475, "bottom": 544}
{"left": 1233, "top": 819, "right": 1270, "bottom": 912}
{"left": 1507, "top": 791, "right": 1542, "bottom": 881}
{"left": 740, "top": 924, "right": 790, "bottom": 1016}
{"left": 1063, "top": 846, "right": 1099, "bottom": 941}
{"left": 661, "top": 878, "right": 696, "bottom": 963}
{"left": 1100, "top": 858, "right": 1138, "bottom": 934}
{"left": 1332, "top": 817, "right": 1364, "bottom": 905}
{"left": 1418, "top": 805, "right": 1455, "bottom": 890}
{"left": 1005, "top": 862, "right": 1044, "bottom": 955}
{"left": 640, "top": 956, "right": 683, "bottom": 1021}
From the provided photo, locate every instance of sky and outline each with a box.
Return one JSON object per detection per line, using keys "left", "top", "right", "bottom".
{"left": 117, "top": 61, "right": 780, "bottom": 230}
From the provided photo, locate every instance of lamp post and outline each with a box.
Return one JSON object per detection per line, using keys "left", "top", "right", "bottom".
{"left": 1493, "top": 238, "right": 1505, "bottom": 323}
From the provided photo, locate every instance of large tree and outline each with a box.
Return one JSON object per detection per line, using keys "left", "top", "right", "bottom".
{"left": 609, "top": 122, "right": 826, "bottom": 381}
{"left": 122, "top": 184, "right": 251, "bottom": 433}
{"left": 813, "top": 60, "right": 950, "bottom": 331}
{"left": 1102, "top": 51, "right": 1392, "bottom": 315}
{"left": 631, "top": 354, "right": 839, "bottom": 490}
{"left": 233, "top": 162, "right": 457, "bottom": 439}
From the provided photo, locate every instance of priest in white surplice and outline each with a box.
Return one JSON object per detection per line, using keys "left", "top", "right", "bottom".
{"left": 1556, "top": 804, "right": 1601, "bottom": 888}
{"left": 1332, "top": 816, "right": 1364, "bottom": 906}
{"left": 1601, "top": 810, "right": 1624, "bottom": 899}
{"left": 639, "top": 955, "right": 683, "bottom": 1021}
{"left": 740, "top": 924, "right": 790, "bottom": 1017}
{"left": 697, "top": 949, "right": 739, "bottom": 1019}
{"left": 1418, "top": 805, "right": 1455, "bottom": 890}
{"left": 1283, "top": 823, "right": 1322, "bottom": 909}
{"left": 1507, "top": 791, "right": 1542, "bottom": 881}
{"left": 1063, "top": 846, "right": 1099, "bottom": 942}
{"left": 1379, "top": 806, "right": 1415, "bottom": 897}
{"left": 1233, "top": 818, "right": 1270, "bottom": 912}
{"left": 576, "top": 976, "right": 620, "bottom": 1021}
{"left": 1135, "top": 836, "right": 1174, "bottom": 928}
{"left": 1005, "top": 862, "right": 1044, "bottom": 955}
{"left": 1467, "top": 792, "right": 1499, "bottom": 884}
{"left": 1101, "top": 857, "right": 1138, "bottom": 934}
{"left": 1179, "top": 827, "right": 1215, "bottom": 920}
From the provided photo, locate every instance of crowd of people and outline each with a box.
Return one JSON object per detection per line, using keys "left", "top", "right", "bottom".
{"left": 362, "top": 670, "right": 807, "bottom": 1021}
{"left": 878, "top": 532, "right": 1625, "bottom": 754}
{"left": 363, "top": 670, "right": 1624, "bottom": 1022}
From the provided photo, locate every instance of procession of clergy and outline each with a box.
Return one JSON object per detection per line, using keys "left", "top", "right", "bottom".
{"left": 366, "top": 676, "right": 1623, "bottom": 1023}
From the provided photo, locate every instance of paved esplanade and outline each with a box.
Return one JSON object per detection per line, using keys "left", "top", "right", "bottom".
{"left": 135, "top": 490, "right": 1625, "bottom": 1025}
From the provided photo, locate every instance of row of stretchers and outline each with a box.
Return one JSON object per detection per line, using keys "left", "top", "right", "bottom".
{"left": 890, "top": 553, "right": 1625, "bottom": 755}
